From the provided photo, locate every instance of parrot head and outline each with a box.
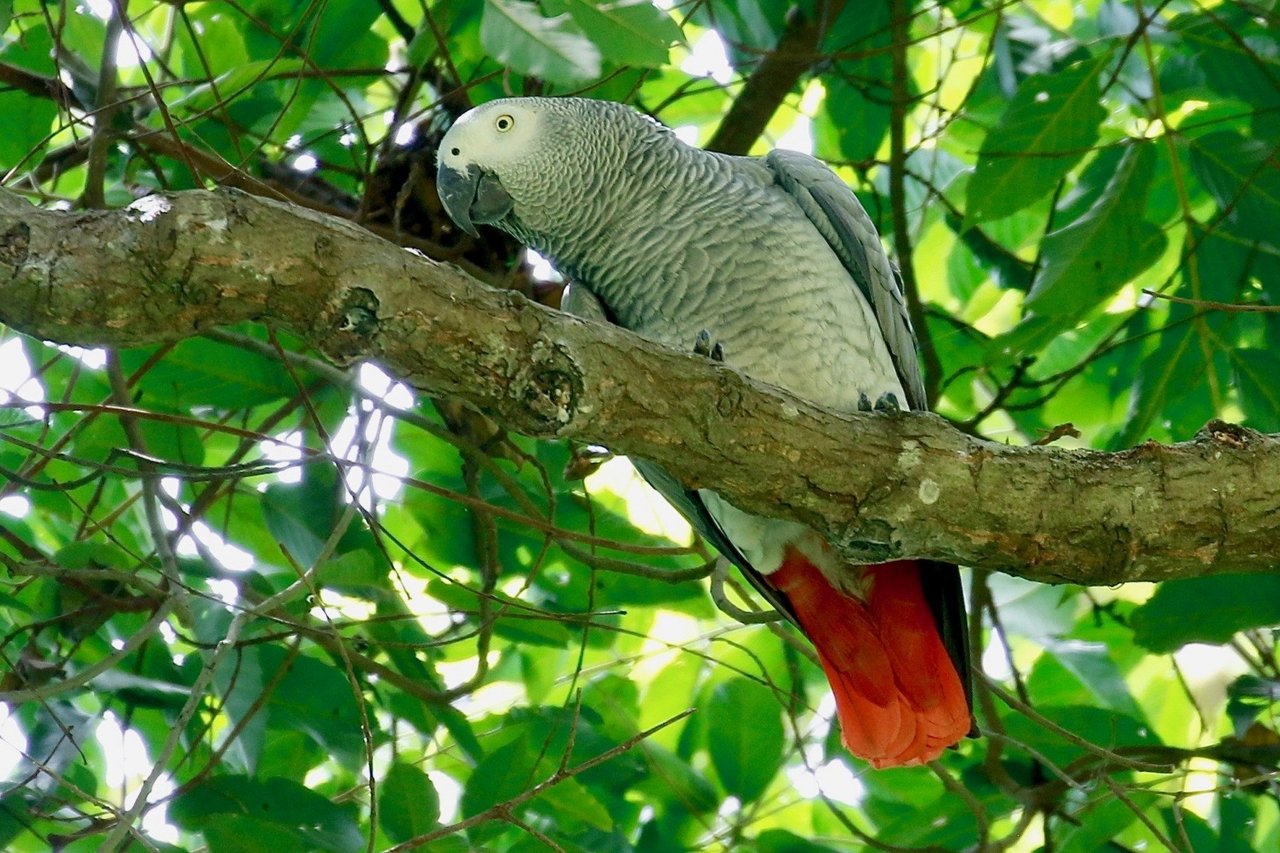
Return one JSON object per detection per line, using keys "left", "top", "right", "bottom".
{"left": 437, "top": 97, "right": 670, "bottom": 241}
{"left": 436, "top": 99, "right": 549, "bottom": 237}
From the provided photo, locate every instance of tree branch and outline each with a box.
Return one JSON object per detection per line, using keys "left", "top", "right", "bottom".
{"left": 0, "top": 187, "right": 1277, "bottom": 584}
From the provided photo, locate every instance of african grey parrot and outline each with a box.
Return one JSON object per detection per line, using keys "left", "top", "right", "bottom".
{"left": 436, "top": 97, "right": 972, "bottom": 768}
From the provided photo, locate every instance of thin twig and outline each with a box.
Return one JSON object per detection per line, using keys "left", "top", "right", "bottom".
{"left": 1142, "top": 289, "right": 1280, "bottom": 313}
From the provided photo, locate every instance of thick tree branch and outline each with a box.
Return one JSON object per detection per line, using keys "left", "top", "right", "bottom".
{"left": 0, "top": 188, "right": 1277, "bottom": 584}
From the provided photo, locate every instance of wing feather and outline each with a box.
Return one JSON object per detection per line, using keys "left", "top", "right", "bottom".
{"left": 763, "top": 149, "right": 928, "bottom": 411}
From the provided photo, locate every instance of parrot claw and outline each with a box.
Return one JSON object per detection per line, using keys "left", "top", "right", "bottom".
{"left": 857, "top": 392, "right": 873, "bottom": 412}
{"left": 874, "top": 392, "right": 902, "bottom": 413}
{"left": 693, "top": 329, "right": 725, "bottom": 363}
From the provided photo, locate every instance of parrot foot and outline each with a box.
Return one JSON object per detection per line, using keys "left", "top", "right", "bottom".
{"left": 858, "top": 391, "right": 901, "bottom": 413}
{"left": 874, "top": 391, "right": 901, "bottom": 413}
{"left": 693, "top": 329, "right": 725, "bottom": 363}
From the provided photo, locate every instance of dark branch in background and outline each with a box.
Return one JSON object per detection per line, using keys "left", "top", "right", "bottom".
{"left": 1, "top": 187, "right": 1278, "bottom": 585}
{"left": 705, "top": 1, "right": 846, "bottom": 155}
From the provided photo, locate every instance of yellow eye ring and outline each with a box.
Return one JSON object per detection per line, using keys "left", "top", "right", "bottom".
{"left": 495, "top": 114, "right": 515, "bottom": 132}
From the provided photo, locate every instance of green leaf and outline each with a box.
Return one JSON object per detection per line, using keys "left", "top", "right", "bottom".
{"left": 89, "top": 670, "right": 193, "bottom": 710}
{"left": 816, "top": 74, "right": 891, "bottom": 165}
{"left": 1113, "top": 311, "right": 1225, "bottom": 448}
{"left": 756, "top": 828, "right": 840, "bottom": 853}
{"left": 119, "top": 337, "right": 302, "bottom": 410}
{"left": 535, "top": 777, "right": 613, "bottom": 831}
{"left": 633, "top": 746, "right": 718, "bottom": 814}
{"left": 1131, "top": 574, "right": 1280, "bottom": 653}
{"left": 481, "top": 0, "right": 601, "bottom": 86}
{"left": 261, "top": 646, "right": 368, "bottom": 767}
{"left": 461, "top": 737, "right": 540, "bottom": 835}
{"left": 171, "top": 59, "right": 305, "bottom": 114}
{"left": 0, "top": 91, "right": 57, "bottom": 170}
{"left": 554, "top": 0, "right": 679, "bottom": 68}
{"left": 171, "top": 776, "right": 362, "bottom": 852}
{"left": 1034, "top": 640, "right": 1143, "bottom": 719}
{"left": 1025, "top": 142, "right": 1166, "bottom": 315}
{"left": 379, "top": 763, "right": 440, "bottom": 842}
{"left": 705, "top": 678, "right": 783, "bottom": 802}
{"left": 1232, "top": 349, "right": 1280, "bottom": 431}
{"left": 966, "top": 57, "right": 1108, "bottom": 224}
{"left": 1190, "top": 132, "right": 1280, "bottom": 249}
{"left": 261, "top": 473, "right": 340, "bottom": 569}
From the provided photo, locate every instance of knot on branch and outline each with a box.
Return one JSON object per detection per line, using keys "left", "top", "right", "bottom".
{"left": 0, "top": 222, "right": 30, "bottom": 270}
{"left": 1198, "top": 419, "right": 1263, "bottom": 450}
{"left": 326, "top": 286, "right": 381, "bottom": 364}
{"left": 519, "top": 340, "right": 581, "bottom": 434}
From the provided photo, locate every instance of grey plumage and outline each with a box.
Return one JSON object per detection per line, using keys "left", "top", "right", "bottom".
{"left": 437, "top": 98, "right": 972, "bottom": 737}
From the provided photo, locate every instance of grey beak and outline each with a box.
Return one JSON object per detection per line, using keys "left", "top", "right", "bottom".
{"left": 437, "top": 163, "right": 481, "bottom": 237}
{"left": 437, "top": 163, "right": 514, "bottom": 237}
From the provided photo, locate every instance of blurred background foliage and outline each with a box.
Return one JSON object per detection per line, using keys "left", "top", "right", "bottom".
{"left": 0, "top": 0, "right": 1278, "bottom": 849}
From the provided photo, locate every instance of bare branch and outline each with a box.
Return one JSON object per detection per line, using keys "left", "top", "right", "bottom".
{"left": 1, "top": 187, "right": 1278, "bottom": 584}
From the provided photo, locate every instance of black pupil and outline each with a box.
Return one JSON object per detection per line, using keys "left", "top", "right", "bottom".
{"left": 450, "top": 147, "right": 459, "bottom": 156}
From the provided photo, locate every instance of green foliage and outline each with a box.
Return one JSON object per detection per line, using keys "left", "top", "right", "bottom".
{"left": 0, "top": 0, "right": 1278, "bottom": 850}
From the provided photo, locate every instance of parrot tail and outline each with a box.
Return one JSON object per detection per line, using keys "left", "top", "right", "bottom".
{"left": 769, "top": 547, "right": 971, "bottom": 769}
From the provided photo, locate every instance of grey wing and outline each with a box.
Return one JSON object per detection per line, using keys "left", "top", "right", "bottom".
{"left": 763, "top": 149, "right": 928, "bottom": 411}
{"left": 764, "top": 151, "right": 974, "bottom": 728}
{"left": 560, "top": 283, "right": 801, "bottom": 624}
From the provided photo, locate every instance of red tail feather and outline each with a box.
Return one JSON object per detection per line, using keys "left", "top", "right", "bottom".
{"left": 770, "top": 548, "right": 970, "bottom": 768}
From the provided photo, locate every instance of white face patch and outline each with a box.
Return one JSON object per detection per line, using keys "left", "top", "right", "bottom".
{"left": 437, "top": 100, "right": 545, "bottom": 175}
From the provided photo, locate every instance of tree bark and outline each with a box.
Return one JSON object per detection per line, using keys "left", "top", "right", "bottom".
{"left": 1, "top": 187, "right": 1277, "bottom": 584}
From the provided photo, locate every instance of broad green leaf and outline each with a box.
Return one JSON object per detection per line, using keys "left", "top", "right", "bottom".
{"left": 1169, "top": 8, "right": 1280, "bottom": 112}
{"left": 119, "top": 337, "right": 302, "bottom": 410}
{"left": 88, "top": 670, "right": 193, "bottom": 710}
{"left": 813, "top": 1, "right": 892, "bottom": 164}
{"left": 756, "top": 828, "right": 840, "bottom": 853}
{"left": 700, "top": 0, "right": 787, "bottom": 57}
{"left": 1190, "top": 132, "right": 1280, "bottom": 249}
{"left": 72, "top": 412, "right": 205, "bottom": 467}
{"left": 633, "top": 745, "right": 719, "bottom": 814}
{"left": 1131, "top": 574, "right": 1280, "bottom": 653}
{"left": 705, "top": 678, "right": 784, "bottom": 802}
{"left": 462, "top": 737, "right": 541, "bottom": 841}
{"left": 260, "top": 646, "right": 368, "bottom": 767}
{"left": 306, "top": 0, "right": 388, "bottom": 68}
{"left": 816, "top": 75, "right": 891, "bottom": 165}
{"left": 0, "top": 92, "right": 57, "bottom": 170}
{"left": 535, "top": 777, "right": 613, "bottom": 831}
{"left": 1031, "top": 641, "right": 1144, "bottom": 719}
{"left": 1232, "top": 349, "right": 1280, "bottom": 431}
{"left": 551, "top": 0, "right": 680, "bottom": 68}
{"left": 261, "top": 480, "right": 333, "bottom": 569}
{"left": 379, "top": 763, "right": 440, "bottom": 842}
{"left": 1026, "top": 142, "right": 1165, "bottom": 315}
{"left": 966, "top": 58, "right": 1108, "bottom": 224}
{"left": 170, "top": 59, "right": 305, "bottom": 114}
{"left": 1057, "top": 791, "right": 1158, "bottom": 853}
{"left": 0, "top": 792, "right": 31, "bottom": 849}
{"left": 171, "top": 776, "right": 362, "bottom": 852}
{"left": 481, "top": 0, "right": 601, "bottom": 86}
{"left": 1000, "top": 704, "right": 1158, "bottom": 770}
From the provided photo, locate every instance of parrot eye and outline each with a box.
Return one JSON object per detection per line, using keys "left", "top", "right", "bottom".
{"left": 495, "top": 114, "right": 515, "bottom": 132}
